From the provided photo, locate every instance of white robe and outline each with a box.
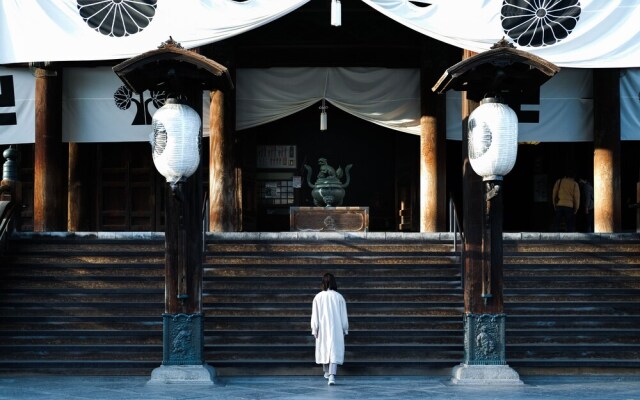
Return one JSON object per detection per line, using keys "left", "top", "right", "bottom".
{"left": 311, "top": 289, "right": 349, "bottom": 365}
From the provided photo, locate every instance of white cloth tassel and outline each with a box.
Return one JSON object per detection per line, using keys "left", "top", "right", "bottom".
{"left": 331, "top": 0, "right": 341, "bottom": 27}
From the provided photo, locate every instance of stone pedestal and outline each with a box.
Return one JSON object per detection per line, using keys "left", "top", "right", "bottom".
{"left": 451, "top": 364, "right": 523, "bottom": 385}
{"left": 147, "top": 364, "right": 216, "bottom": 385}
{"left": 147, "top": 313, "right": 215, "bottom": 384}
{"left": 451, "top": 313, "right": 522, "bottom": 385}
{"left": 290, "top": 207, "right": 369, "bottom": 232}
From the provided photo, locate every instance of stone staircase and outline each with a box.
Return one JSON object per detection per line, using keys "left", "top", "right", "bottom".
{"left": 0, "top": 231, "right": 638, "bottom": 376}
{"left": 0, "top": 233, "right": 165, "bottom": 375}
{"left": 203, "top": 233, "right": 463, "bottom": 376}
{"left": 502, "top": 234, "right": 640, "bottom": 374}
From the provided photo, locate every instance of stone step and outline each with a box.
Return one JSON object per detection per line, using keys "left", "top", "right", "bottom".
{"left": 1, "top": 233, "right": 638, "bottom": 376}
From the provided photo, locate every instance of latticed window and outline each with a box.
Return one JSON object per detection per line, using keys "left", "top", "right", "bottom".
{"left": 259, "top": 180, "right": 294, "bottom": 206}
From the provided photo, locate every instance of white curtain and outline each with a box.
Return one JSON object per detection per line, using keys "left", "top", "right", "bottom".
{"left": 363, "top": 0, "right": 640, "bottom": 69}
{"left": 0, "top": 0, "right": 309, "bottom": 64}
{"left": 237, "top": 67, "right": 601, "bottom": 142}
{"left": 236, "top": 68, "right": 421, "bottom": 134}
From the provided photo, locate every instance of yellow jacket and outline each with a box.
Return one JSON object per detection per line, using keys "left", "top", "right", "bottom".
{"left": 553, "top": 177, "right": 580, "bottom": 212}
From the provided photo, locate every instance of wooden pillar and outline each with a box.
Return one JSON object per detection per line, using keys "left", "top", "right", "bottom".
{"left": 593, "top": 68, "right": 621, "bottom": 233}
{"left": 164, "top": 171, "right": 202, "bottom": 316}
{"left": 68, "top": 143, "right": 94, "bottom": 231}
{"left": 162, "top": 92, "right": 205, "bottom": 366}
{"left": 420, "top": 46, "right": 447, "bottom": 232}
{"left": 460, "top": 50, "right": 503, "bottom": 316}
{"left": 458, "top": 49, "right": 508, "bottom": 371}
{"left": 33, "top": 65, "right": 67, "bottom": 232}
{"left": 208, "top": 89, "right": 240, "bottom": 231}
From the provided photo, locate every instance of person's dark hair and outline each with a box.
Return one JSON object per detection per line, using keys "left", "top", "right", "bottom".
{"left": 322, "top": 273, "right": 338, "bottom": 291}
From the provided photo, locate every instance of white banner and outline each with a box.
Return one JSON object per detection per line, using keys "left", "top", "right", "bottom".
{"left": 0, "top": 0, "right": 309, "bottom": 64}
{"left": 621, "top": 69, "right": 640, "bottom": 141}
{"left": 0, "top": 67, "right": 35, "bottom": 144}
{"left": 364, "top": 0, "right": 640, "bottom": 68}
{"left": 446, "top": 68, "right": 594, "bottom": 142}
{"left": 2, "top": 67, "right": 638, "bottom": 144}
{"left": 63, "top": 67, "right": 210, "bottom": 143}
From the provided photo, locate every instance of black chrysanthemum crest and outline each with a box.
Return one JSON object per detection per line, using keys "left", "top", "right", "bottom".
{"left": 77, "top": 0, "right": 157, "bottom": 37}
{"left": 501, "top": 0, "right": 581, "bottom": 47}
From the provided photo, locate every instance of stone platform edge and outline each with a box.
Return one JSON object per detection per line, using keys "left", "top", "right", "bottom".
{"left": 9, "top": 231, "right": 640, "bottom": 242}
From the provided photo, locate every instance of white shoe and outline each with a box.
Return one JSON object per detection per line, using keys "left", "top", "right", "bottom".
{"left": 324, "top": 372, "right": 330, "bottom": 379}
{"left": 328, "top": 375, "right": 335, "bottom": 385}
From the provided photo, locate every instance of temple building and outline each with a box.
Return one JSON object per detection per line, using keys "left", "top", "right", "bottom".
{"left": 0, "top": 0, "right": 639, "bottom": 379}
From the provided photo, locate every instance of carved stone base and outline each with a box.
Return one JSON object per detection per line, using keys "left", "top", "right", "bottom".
{"left": 451, "top": 364, "right": 523, "bottom": 385}
{"left": 147, "top": 364, "right": 216, "bottom": 385}
{"left": 163, "top": 313, "right": 203, "bottom": 365}
{"left": 463, "top": 313, "right": 506, "bottom": 365}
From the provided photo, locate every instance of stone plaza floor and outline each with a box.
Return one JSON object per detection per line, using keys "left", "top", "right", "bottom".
{"left": 0, "top": 375, "right": 639, "bottom": 400}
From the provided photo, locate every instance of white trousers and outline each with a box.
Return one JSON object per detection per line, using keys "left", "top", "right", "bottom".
{"left": 323, "top": 363, "right": 338, "bottom": 375}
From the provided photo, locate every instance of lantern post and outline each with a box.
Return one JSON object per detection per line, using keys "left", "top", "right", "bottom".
{"left": 433, "top": 40, "right": 559, "bottom": 385}
{"left": 114, "top": 38, "right": 233, "bottom": 384}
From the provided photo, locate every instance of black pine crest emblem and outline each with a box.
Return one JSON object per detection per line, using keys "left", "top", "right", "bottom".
{"left": 114, "top": 86, "right": 165, "bottom": 126}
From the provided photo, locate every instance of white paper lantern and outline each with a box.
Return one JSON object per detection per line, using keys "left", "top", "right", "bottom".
{"left": 468, "top": 98, "right": 518, "bottom": 181}
{"left": 331, "top": 0, "right": 342, "bottom": 26}
{"left": 150, "top": 101, "right": 201, "bottom": 185}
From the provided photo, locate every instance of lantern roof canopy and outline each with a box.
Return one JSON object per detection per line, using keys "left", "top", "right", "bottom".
{"left": 113, "top": 37, "right": 234, "bottom": 95}
{"left": 432, "top": 38, "right": 560, "bottom": 102}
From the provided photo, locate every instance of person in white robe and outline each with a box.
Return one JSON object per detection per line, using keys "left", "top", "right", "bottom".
{"left": 311, "top": 272, "right": 349, "bottom": 385}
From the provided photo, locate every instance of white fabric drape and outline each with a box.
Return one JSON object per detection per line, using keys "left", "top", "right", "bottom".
{"left": 236, "top": 67, "right": 421, "bottom": 134}
{"left": 0, "top": 0, "right": 309, "bottom": 64}
{"left": 447, "top": 68, "right": 594, "bottom": 142}
{"left": 363, "top": 0, "right": 640, "bottom": 69}
{"left": 237, "top": 67, "right": 600, "bottom": 142}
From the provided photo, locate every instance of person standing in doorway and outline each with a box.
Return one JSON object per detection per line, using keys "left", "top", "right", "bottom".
{"left": 552, "top": 173, "right": 581, "bottom": 232}
{"left": 311, "top": 272, "right": 349, "bottom": 386}
{"left": 579, "top": 178, "right": 594, "bottom": 232}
